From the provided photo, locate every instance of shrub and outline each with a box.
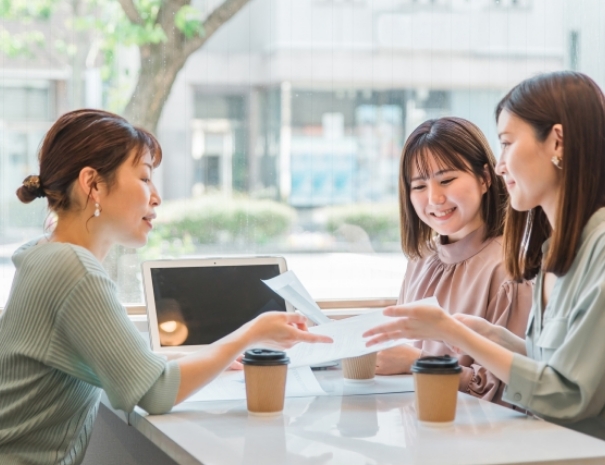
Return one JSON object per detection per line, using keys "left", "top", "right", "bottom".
{"left": 324, "top": 203, "right": 400, "bottom": 245}
{"left": 152, "top": 195, "right": 297, "bottom": 247}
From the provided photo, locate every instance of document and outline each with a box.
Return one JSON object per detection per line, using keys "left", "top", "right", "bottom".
{"left": 183, "top": 366, "right": 326, "bottom": 403}
{"left": 263, "top": 271, "right": 332, "bottom": 325}
{"left": 284, "top": 300, "right": 434, "bottom": 368}
{"left": 264, "top": 270, "right": 438, "bottom": 368}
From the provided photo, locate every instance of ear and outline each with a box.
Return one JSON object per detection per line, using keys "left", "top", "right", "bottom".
{"left": 551, "top": 124, "right": 564, "bottom": 158}
{"left": 76, "top": 167, "right": 102, "bottom": 203}
{"left": 480, "top": 163, "right": 491, "bottom": 194}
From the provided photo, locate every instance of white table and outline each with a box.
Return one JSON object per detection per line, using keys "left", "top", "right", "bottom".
{"left": 116, "top": 370, "right": 605, "bottom": 465}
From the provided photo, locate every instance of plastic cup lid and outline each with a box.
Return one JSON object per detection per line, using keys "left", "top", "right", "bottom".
{"left": 242, "top": 348, "right": 290, "bottom": 366}
{"left": 411, "top": 355, "right": 462, "bottom": 374}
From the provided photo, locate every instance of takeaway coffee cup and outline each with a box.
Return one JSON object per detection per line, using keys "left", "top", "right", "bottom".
{"left": 411, "top": 355, "right": 462, "bottom": 426}
{"left": 342, "top": 352, "right": 377, "bottom": 381}
{"left": 242, "top": 349, "right": 290, "bottom": 416}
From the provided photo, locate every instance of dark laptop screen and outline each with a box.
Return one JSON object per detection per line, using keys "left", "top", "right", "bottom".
{"left": 150, "top": 265, "right": 286, "bottom": 346}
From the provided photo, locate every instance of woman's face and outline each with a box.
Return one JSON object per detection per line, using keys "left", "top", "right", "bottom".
{"left": 409, "top": 153, "right": 488, "bottom": 243}
{"left": 496, "top": 109, "right": 562, "bottom": 218}
{"left": 97, "top": 148, "right": 161, "bottom": 248}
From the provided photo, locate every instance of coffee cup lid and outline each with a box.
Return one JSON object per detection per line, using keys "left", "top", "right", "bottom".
{"left": 411, "top": 355, "right": 462, "bottom": 374}
{"left": 242, "top": 348, "right": 290, "bottom": 366}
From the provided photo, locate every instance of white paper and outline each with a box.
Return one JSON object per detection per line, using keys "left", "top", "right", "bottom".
{"left": 263, "top": 271, "right": 331, "bottom": 325}
{"left": 285, "top": 297, "right": 439, "bottom": 368}
{"left": 183, "top": 366, "right": 326, "bottom": 403}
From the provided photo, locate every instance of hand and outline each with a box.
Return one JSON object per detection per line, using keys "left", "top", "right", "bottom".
{"left": 248, "top": 312, "right": 333, "bottom": 349}
{"left": 452, "top": 314, "right": 496, "bottom": 340}
{"left": 375, "top": 345, "right": 422, "bottom": 375}
{"left": 363, "top": 304, "right": 455, "bottom": 347}
{"left": 227, "top": 354, "right": 244, "bottom": 370}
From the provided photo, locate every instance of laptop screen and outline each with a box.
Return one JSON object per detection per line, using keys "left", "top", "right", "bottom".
{"left": 149, "top": 264, "right": 286, "bottom": 346}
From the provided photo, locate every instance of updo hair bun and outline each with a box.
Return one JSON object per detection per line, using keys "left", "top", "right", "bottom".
{"left": 16, "top": 175, "right": 46, "bottom": 204}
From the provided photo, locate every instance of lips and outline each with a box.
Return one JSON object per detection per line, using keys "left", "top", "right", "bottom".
{"left": 143, "top": 213, "right": 156, "bottom": 229}
{"left": 430, "top": 207, "right": 456, "bottom": 218}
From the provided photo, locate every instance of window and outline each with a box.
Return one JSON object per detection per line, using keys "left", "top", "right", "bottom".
{"left": 0, "top": 0, "right": 600, "bottom": 307}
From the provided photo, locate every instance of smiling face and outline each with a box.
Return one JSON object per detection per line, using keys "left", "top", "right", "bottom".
{"left": 96, "top": 147, "right": 161, "bottom": 248}
{"left": 496, "top": 109, "right": 562, "bottom": 220}
{"left": 409, "top": 153, "right": 488, "bottom": 243}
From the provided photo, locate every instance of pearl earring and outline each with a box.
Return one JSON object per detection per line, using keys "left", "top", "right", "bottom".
{"left": 94, "top": 203, "right": 101, "bottom": 217}
{"left": 551, "top": 155, "right": 563, "bottom": 170}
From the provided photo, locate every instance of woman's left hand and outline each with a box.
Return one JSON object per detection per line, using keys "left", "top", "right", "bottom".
{"left": 363, "top": 304, "right": 455, "bottom": 347}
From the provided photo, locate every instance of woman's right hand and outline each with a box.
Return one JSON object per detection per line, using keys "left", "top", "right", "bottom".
{"left": 247, "top": 311, "right": 333, "bottom": 349}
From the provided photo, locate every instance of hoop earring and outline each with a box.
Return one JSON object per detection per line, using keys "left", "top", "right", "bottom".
{"left": 551, "top": 155, "right": 563, "bottom": 170}
{"left": 94, "top": 203, "right": 101, "bottom": 217}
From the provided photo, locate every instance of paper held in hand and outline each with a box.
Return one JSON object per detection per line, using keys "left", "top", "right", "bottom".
{"left": 263, "top": 271, "right": 438, "bottom": 368}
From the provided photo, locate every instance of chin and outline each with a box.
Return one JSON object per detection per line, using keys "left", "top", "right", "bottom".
{"left": 120, "top": 236, "right": 148, "bottom": 249}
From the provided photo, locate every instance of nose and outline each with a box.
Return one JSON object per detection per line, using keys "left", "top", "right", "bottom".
{"left": 495, "top": 153, "right": 507, "bottom": 177}
{"left": 428, "top": 183, "right": 445, "bottom": 206}
{"left": 150, "top": 182, "right": 162, "bottom": 207}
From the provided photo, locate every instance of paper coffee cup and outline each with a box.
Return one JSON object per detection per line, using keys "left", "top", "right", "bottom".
{"left": 411, "top": 355, "right": 461, "bottom": 426}
{"left": 342, "top": 352, "right": 377, "bottom": 380}
{"left": 242, "top": 349, "right": 290, "bottom": 416}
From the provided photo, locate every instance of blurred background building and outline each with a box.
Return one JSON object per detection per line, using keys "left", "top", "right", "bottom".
{"left": 1, "top": 0, "right": 604, "bottom": 302}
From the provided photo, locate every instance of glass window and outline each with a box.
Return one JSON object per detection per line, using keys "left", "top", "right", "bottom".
{"left": 1, "top": 0, "right": 601, "bottom": 307}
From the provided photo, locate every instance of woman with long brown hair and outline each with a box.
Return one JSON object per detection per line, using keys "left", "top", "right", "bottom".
{"left": 0, "top": 109, "right": 331, "bottom": 464}
{"left": 376, "top": 116, "right": 532, "bottom": 405}
{"left": 365, "top": 71, "right": 605, "bottom": 439}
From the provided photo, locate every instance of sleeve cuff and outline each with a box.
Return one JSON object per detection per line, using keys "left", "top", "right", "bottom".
{"left": 138, "top": 360, "right": 181, "bottom": 415}
{"left": 458, "top": 365, "right": 474, "bottom": 392}
{"left": 502, "top": 353, "right": 545, "bottom": 408}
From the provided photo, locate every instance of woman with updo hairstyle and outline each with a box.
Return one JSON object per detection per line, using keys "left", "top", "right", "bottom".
{"left": 0, "top": 109, "right": 330, "bottom": 464}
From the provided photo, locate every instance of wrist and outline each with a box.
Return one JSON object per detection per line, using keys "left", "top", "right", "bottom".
{"left": 447, "top": 318, "right": 470, "bottom": 351}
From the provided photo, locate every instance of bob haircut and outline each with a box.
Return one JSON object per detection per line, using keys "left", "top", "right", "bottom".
{"left": 496, "top": 71, "right": 605, "bottom": 281}
{"left": 399, "top": 116, "right": 507, "bottom": 259}
{"left": 16, "top": 109, "right": 162, "bottom": 212}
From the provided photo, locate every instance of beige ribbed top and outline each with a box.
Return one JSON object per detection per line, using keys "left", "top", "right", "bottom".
{"left": 400, "top": 226, "right": 533, "bottom": 404}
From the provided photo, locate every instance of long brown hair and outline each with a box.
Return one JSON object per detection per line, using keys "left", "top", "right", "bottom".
{"left": 399, "top": 117, "right": 507, "bottom": 259}
{"left": 16, "top": 109, "right": 162, "bottom": 211}
{"left": 497, "top": 71, "right": 605, "bottom": 281}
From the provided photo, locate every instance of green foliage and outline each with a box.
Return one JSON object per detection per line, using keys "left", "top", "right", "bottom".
{"left": 174, "top": 5, "right": 204, "bottom": 39}
{"left": 1, "top": 0, "right": 207, "bottom": 112}
{"left": 153, "top": 196, "right": 297, "bottom": 247}
{"left": 325, "top": 203, "right": 400, "bottom": 244}
{"left": 0, "top": 29, "right": 44, "bottom": 57}
{"left": 0, "top": 0, "right": 58, "bottom": 20}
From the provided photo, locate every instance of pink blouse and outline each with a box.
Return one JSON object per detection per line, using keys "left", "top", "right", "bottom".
{"left": 399, "top": 226, "right": 533, "bottom": 404}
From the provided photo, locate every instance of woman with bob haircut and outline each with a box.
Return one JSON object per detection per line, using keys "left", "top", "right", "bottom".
{"left": 365, "top": 71, "right": 605, "bottom": 439}
{"left": 0, "top": 109, "right": 331, "bottom": 464}
{"left": 376, "top": 117, "right": 532, "bottom": 406}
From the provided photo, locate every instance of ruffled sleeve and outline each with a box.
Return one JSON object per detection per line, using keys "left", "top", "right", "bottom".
{"left": 460, "top": 279, "right": 533, "bottom": 401}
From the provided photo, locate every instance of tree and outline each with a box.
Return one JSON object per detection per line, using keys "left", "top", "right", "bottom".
{"left": 117, "top": 0, "right": 250, "bottom": 132}
{"left": 0, "top": 0, "right": 251, "bottom": 132}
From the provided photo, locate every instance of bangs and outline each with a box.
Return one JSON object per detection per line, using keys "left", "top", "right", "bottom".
{"left": 130, "top": 128, "right": 163, "bottom": 168}
{"left": 404, "top": 142, "right": 471, "bottom": 185}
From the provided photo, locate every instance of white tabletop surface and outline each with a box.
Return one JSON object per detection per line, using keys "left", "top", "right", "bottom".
{"left": 126, "top": 370, "right": 605, "bottom": 465}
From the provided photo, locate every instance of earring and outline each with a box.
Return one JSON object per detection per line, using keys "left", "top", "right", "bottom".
{"left": 551, "top": 155, "right": 563, "bottom": 170}
{"left": 94, "top": 203, "right": 101, "bottom": 217}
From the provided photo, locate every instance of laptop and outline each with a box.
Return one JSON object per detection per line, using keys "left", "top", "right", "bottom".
{"left": 141, "top": 257, "right": 293, "bottom": 357}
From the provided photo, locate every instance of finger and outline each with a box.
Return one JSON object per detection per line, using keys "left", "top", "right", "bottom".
{"left": 365, "top": 330, "right": 406, "bottom": 346}
{"left": 228, "top": 360, "right": 244, "bottom": 370}
{"left": 362, "top": 320, "right": 407, "bottom": 338}
{"left": 285, "top": 313, "right": 308, "bottom": 325}
{"left": 296, "top": 331, "right": 333, "bottom": 344}
{"left": 383, "top": 305, "right": 414, "bottom": 317}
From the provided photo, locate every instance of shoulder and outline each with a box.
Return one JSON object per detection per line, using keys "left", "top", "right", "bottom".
{"left": 13, "top": 240, "right": 108, "bottom": 284}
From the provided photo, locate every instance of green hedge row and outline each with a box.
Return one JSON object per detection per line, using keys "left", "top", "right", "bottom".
{"left": 151, "top": 196, "right": 297, "bottom": 246}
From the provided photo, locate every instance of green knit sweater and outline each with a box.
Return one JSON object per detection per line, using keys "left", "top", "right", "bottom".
{"left": 0, "top": 239, "right": 180, "bottom": 465}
